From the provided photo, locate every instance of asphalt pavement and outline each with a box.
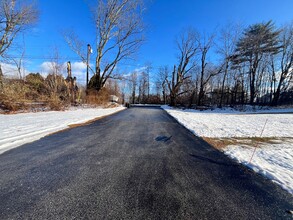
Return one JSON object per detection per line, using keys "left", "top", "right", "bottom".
{"left": 0, "top": 106, "right": 292, "bottom": 219}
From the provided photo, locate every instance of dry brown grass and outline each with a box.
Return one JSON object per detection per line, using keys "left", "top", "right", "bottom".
{"left": 0, "top": 74, "right": 71, "bottom": 112}
{"left": 0, "top": 80, "right": 31, "bottom": 111}
{"left": 203, "top": 137, "right": 293, "bottom": 150}
{"left": 1, "top": 74, "right": 119, "bottom": 113}
{"left": 86, "top": 88, "right": 110, "bottom": 106}
{"left": 203, "top": 137, "right": 236, "bottom": 150}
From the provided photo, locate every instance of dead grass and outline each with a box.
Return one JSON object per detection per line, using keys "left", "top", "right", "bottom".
{"left": 203, "top": 137, "right": 236, "bottom": 150}
{"left": 0, "top": 74, "right": 74, "bottom": 112}
{"left": 0, "top": 74, "right": 120, "bottom": 113}
{"left": 86, "top": 88, "right": 110, "bottom": 105}
{"left": 203, "top": 137, "right": 293, "bottom": 150}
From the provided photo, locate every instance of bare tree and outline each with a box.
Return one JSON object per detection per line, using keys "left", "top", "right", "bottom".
{"left": 271, "top": 23, "right": 293, "bottom": 105}
{"left": 45, "top": 47, "right": 66, "bottom": 96}
{"left": 65, "top": 0, "right": 144, "bottom": 92}
{"left": 144, "top": 62, "right": 152, "bottom": 99}
{"left": 197, "top": 34, "right": 223, "bottom": 106}
{"left": 9, "top": 34, "right": 26, "bottom": 79}
{"left": 0, "top": 0, "right": 38, "bottom": 57}
{"left": 0, "top": 0, "right": 37, "bottom": 85}
{"left": 129, "top": 71, "right": 138, "bottom": 104}
{"left": 166, "top": 29, "right": 198, "bottom": 106}
{"left": 157, "top": 66, "right": 169, "bottom": 104}
{"left": 138, "top": 71, "right": 148, "bottom": 103}
{"left": 12, "top": 50, "right": 25, "bottom": 79}
{"left": 217, "top": 24, "right": 241, "bottom": 107}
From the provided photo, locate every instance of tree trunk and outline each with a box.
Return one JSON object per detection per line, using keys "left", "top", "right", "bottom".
{"left": 188, "top": 90, "right": 196, "bottom": 108}
{"left": 272, "top": 70, "right": 289, "bottom": 106}
{"left": 219, "top": 62, "right": 229, "bottom": 108}
{"left": 197, "top": 85, "right": 205, "bottom": 106}
{"left": 250, "top": 73, "right": 256, "bottom": 105}
{"left": 170, "top": 93, "right": 177, "bottom": 106}
{"left": 132, "top": 90, "right": 136, "bottom": 104}
{"left": 271, "top": 81, "right": 282, "bottom": 106}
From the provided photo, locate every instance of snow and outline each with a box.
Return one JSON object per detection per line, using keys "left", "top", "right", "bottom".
{"left": 0, "top": 106, "right": 125, "bottom": 154}
{"left": 162, "top": 105, "right": 293, "bottom": 194}
{"left": 225, "top": 142, "right": 293, "bottom": 194}
{"left": 162, "top": 105, "right": 293, "bottom": 138}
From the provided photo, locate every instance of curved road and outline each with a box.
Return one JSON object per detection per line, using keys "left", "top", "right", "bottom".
{"left": 0, "top": 107, "right": 292, "bottom": 219}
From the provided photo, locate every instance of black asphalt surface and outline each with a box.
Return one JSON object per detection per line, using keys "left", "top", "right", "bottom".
{"left": 0, "top": 106, "right": 292, "bottom": 219}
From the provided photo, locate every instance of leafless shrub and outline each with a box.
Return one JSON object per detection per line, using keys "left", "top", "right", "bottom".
{"left": 86, "top": 87, "right": 110, "bottom": 106}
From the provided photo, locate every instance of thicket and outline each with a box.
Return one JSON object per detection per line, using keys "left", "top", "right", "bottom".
{"left": 0, "top": 73, "right": 76, "bottom": 112}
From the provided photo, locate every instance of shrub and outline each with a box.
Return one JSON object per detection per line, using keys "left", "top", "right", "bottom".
{"left": 25, "top": 73, "right": 47, "bottom": 95}
{"left": 86, "top": 87, "right": 110, "bottom": 105}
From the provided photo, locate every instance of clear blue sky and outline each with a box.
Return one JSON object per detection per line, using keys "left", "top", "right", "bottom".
{"left": 18, "top": 0, "right": 293, "bottom": 83}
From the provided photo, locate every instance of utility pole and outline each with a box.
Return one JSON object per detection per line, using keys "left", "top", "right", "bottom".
{"left": 86, "top": 44, "right": 92, "bottom": 89}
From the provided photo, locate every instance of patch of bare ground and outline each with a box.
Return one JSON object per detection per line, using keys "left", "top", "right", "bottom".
{"left": 203, "top": 137, "right": 293, "bottom": 150}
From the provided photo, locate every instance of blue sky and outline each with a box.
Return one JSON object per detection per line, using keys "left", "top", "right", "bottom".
{"left": 9, "top": 0, "right": 293, "bottom": 84}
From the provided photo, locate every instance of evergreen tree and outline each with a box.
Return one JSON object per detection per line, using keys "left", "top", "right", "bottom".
{"left": 231, "top": 21, "right": 282, "bottom": 104}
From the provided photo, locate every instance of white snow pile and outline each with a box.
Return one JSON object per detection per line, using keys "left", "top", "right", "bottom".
{"left": 225, "top": 142, "right": 293, "bottom": 194}
{"left": 0, "top": 106, "right": 125, "bottom": 155}
{"left": 162, "top": 105, "right": 293, "bottom": 194}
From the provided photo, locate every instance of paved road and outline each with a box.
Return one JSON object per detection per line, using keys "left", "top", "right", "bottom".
{"left": 0, "top": 107, "right": 292, "bottom": 219}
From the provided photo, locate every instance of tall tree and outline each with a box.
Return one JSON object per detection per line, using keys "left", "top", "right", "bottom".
{"left": 231, "top": 21, "right": 282, "bottom": 104}
{"left": 138, "top": 71, "right": 148, "bottom": 103}
{"left": 271, "top": 24, "right": 293, "bottom": 105}
{"left": 0, "top": 0, "right": 38, "bottom": 57}
{"left": 144, "top": 62, "right": 152, "bottom": 100}
{"left": 65, "top": 0, "right": 144, "bottom": 92}
{"left": 0, "top": 0, "right": 37, "bottom": 84}
{"left": 197, "top": 34, "right": 223, "bottom": 106}
{"left": 166, "top": 29, "right": 198, "bottom": 106}
{"left": 129, "top": 71, "right": 137, "bottom": 104}
{"left": 217, "top": 24, "right": 241, "bottom": 107}
{"left": 157, "top": 66, "right": 169, "bottom": 104}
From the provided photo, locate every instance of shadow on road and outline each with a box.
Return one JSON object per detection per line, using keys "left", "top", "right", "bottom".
{"left": 155, "top": 136, "right": 172, "bottom": 142}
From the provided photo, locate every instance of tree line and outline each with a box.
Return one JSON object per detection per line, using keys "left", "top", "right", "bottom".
{"left": 127, "top": 21, "right": 293, "bottom": 107}
{"left": 0, "top": 0, "right": 292, "bottom": 110}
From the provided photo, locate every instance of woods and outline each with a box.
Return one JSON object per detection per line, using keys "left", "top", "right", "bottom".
{"left": 148, "top": 21, "right": 293, "bottom": 107}
{"left": 0, "top": 0, "right": 292, "bottom": 111}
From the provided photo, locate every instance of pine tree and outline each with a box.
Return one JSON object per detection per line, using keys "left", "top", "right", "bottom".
{"left": 231, "top": 21, "right": 282, "bottom": 104}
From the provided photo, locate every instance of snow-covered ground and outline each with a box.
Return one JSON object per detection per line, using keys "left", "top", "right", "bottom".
{"left": 162, "top": 105, "right": 293, "bottom": 194}
{"left": 0, "top": 106, "right": 125, "bottom": 155}
{"left": 225, "top": 142, "right": 293, "bottom": 194}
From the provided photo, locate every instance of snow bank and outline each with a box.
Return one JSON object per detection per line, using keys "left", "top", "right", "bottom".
{"left": 162, "top": 105, "right": 293, "bottom": 194}
{"left": 0, "top": 107, "right": 125, "bottom": 154}
{"left": 225, "top": 143, "right": 293, "bottom": 194}
{"left": 162, "top": 105, "right": 293, "bottom": 138}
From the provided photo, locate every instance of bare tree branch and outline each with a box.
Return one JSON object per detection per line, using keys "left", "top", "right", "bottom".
{"left": 0, "top": 0, "right": 38, "bottom": 57}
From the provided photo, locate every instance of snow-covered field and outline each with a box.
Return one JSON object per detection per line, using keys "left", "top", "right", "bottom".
{"left": 0, "top": 106, "right": 125, "bottom": 155}
{"left": 162, "top": 105, "right": 293, "bottom": 194}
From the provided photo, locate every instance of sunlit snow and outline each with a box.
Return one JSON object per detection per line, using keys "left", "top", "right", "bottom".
{"left": 0, "top": 107, "right": 125, "bottom": 154}
{"left": 162, "top": 105, "right": 293, "bottom": 194}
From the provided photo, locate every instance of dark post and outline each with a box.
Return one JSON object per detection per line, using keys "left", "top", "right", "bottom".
{"left": 86, "top": 44, "right": 91, "bottom": 89}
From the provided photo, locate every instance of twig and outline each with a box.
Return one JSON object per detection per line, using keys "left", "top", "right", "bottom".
{"left": 249, "top": 118, "right": 268, "bottom": 163}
